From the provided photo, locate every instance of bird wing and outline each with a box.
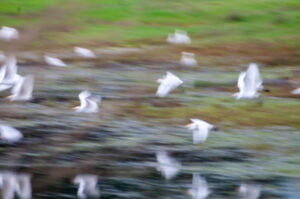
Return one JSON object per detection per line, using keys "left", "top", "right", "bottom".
{"left": 15, "top": 75, "right": 34, "bottom": 98}
{"left": 3, "top": 56, "right": 17, "bottom": 81}
{"left": 86, "top": 99, "right": 99, "bottom": 112}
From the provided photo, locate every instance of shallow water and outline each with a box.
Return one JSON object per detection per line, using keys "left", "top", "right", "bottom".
{"left": 0, "top": 51, "right": 300, "bottom": 198}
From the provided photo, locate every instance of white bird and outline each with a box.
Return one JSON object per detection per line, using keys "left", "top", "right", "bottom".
{"left": 0, "top": 125, "right": 23, "bottom": 143}
{"left": 73, "top": 174, "right": 100, "bottom": 199}
{"left": 0, "top": 26, "right": 19, "bottom": 41}
{"left": 72, "top": 91, "right": 100, "bottom": 113}
{"left": 238, "top": 184, "right": 261, "bottom": 199}
{"left": 74, "top": 47, "right": 96, "bottom": 58}
{"left": 7, "top": 75, "right": 34, "bottom": 101}
{"left": 156, "top": 151, "right": 181, "bottom": 180}
{"left": 291, "top": 87, "right": 300, "bottom": 95}
{"left": 180, "top": 52, "right": 197, "bottom": 67}
{"left": 156, "top": 72, "right": 183, "bottom": 97}
{"left": 0, "top": 56, "right": 22, "bottom": 91}
{"left": 234, "top": 63, "right": 263, "bottom": 99}
{"left": 185, "top": 119, "right": 214, "bottom": 144}
{"left": 187, "top": 173, "right": 210, "bottom": 199}
{"left": 44, "top": 55, "right": 67, "bottom": 67}
{"left": 167, "top": 29, "right": 191, "bottom": 44}
{"left": 0, "top": 172, "right": 32, "bottom": 199}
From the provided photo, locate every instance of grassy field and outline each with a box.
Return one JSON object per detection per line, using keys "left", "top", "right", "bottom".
{"left": 0, "top": 0, "right": 300, "bottom": 49}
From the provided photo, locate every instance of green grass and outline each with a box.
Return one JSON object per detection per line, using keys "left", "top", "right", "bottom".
{"left": 0, "top": 0, "right": 300, "bottom": 48}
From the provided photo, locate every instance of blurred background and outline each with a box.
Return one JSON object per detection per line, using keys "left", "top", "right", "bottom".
{"left": 0, "top": 0, "right": 300, "bottom": 198}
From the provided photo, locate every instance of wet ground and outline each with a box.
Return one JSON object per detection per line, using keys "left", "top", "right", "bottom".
{"left": 0, "top": 46, "right": 300, "bottom": 198}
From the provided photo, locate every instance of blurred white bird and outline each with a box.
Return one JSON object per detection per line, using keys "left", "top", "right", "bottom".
{"left": 72, "top": 91, "right": 100, "bottom": 113}
{"left": 7, "top": 75, "right": 34, "bottom": 101}
{"left": 156, "top": 151, "right": 181, "bottom": 180}
{"left": 0, "top": 172, "right": 32, "bottom": 199}
{"left": 238, "top": 184, "right": 261, "bottom": 199}
{"left": 187, "top": 173, "right": 210, "bottom": 199}
{"left": 180, "top": 52, "right": 197, "bottom": 67}
{"left": 0, "top": 125, "right": 23, "bottom": 143}
{"left": 185, "top": 119, "right": 214, "bottom": 144}
{"left": 74, "top": 47, "right": 96, "bottom": 58}
{"left": 73, "top": 174, "right": 100, "bottom": 199}
{"left": 235, "top": 63, "right": 263, "bottom": 99}
{"left": 291, "top": 87, "right": 300, "bottom": 94}
{"left": 156, "top": 72, "right": 183, "bottom": 97}
{"left": 167, "top": 30, "right": 191, "bottom": 44}
{"left": 0, "top": 56, "right": 21, "bottom": 91}
{"left": 0, "top": 26, "right": 19, "bottom": 41}
{"left": 44, "top": 55, "right": 67, "bottom": 67}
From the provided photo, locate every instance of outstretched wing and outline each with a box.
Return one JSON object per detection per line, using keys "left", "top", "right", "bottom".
{"left": 16, "top": 75, "right": 34, "bottom": 98}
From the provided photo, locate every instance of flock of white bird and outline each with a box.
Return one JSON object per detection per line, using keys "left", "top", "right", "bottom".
{"left": 0, "top": 26, "right": 298, "bottom": 199}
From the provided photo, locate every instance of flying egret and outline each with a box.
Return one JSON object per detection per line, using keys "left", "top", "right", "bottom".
{"left": 234, "top": 63, "right": 263, "bottom": 99}
{"left": 180, "top": 52, "right": 197, "bottom": 67}
{"left": 73, "top": 174, "right": 100, "bottom": 199}
{"left": 0, "top": 26, "right": 19, "bottom": 41}
{"left": 167, "top": 29, "right": 191, "bottom": 44}
{"left": 74, "top": 47, "right": 96, "bottom": 58}
{"left": 0, "top": 125, "right": 23, "bottom": 143}
{"left": 185, "top": 119, "right": 214, "bottom": 144}
{"left": 72, "top": 90, "right": 100, "bottom": 113}
{"left": 44, "top": 55, "right": 67, "bottom": 67}
{"left": 156, "top": 72, "right": 183, "bottom": 97}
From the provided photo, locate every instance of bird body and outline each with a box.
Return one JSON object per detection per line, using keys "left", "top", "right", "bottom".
{"left": 156, "top": 151, "right": 181, "bottom": 180}
{"left": 0, "top": 125, "right": 23, "bottom": 143}
{"left": 73, "top": 91, "right": 100, "bottom": 113}
{"left": 44, "top": 55, "right": 67, "bottom": 67}
{"left": 167, "top": 30, "right": 191, "bottom": 44}
{"left": 7, "top": 75, "right": 34, "bottom": 101}
{"left": 156, "top": 72, "right": 183, "bottom": 97}
{"left": 187, "top": 173, "right": 210, "bottom": 199}
{"left": 73, "top": 174, "right": 100, "bottom": 199}
{"left": 0, "top": 26, "right": 19, "bottom": 41}
{"left": 74, "top": 47, "right": 96, "bottom": 58}
{"left": 235, "top": 63, "right": 263, "bottom": 99}
{"left": 185, "top": 119, "right": 214, "bottom": 144}
{"left": 238, "top": 184, "right": 261, "bottom": 199}
{"left": 180, "top": 52, "right": 197, "bottom": 67}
